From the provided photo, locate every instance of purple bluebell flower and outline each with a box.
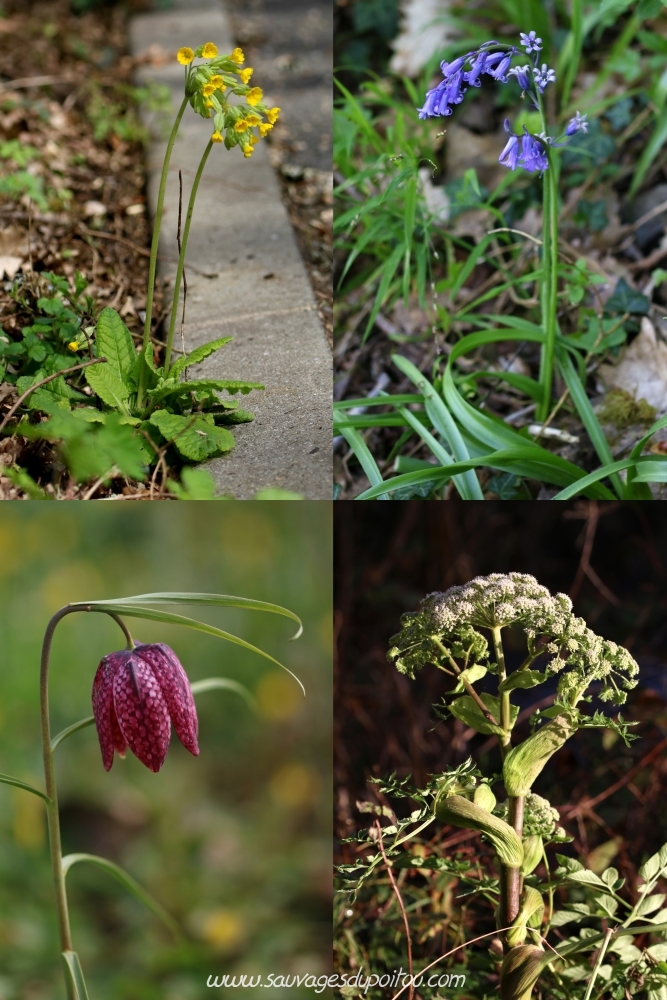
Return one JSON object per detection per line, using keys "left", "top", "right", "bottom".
{"left": 486, "top": 51, "right": 515, "bottom": 82}
{"left": 519, "top": 130, "right": 549, "bottom": 173}
{"left": 464, "top": 51, "right": 488, "bottom": 87}
{"left": 417, "top": 79, "right": 452, "bottom": 118}
{"left": 533, "top": 64, "right": 556, "bottom": 93}
{"left": 565, "top": 111, "right": 588, "bottom": 135}
{"left": 446, "top": 70, "right": 466, "bottom": 105}
{"left": 519, "top": 30, "right": 542, "bottom": 54}
{"left": 507, "top": 64, "right": 532, "bottom": 91}
{"left": 439, "top": 53, "right": 472, "bottom": 79}
{"left": 499, "top": 121, "right": 520, "bottom": 170}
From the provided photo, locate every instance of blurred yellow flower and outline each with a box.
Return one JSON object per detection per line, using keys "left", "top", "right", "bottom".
{"left": 242, "top": 145, "right": 253, "bottom": 158}
{"left": 238, "top": 67, "right": 253, "bottom": 84}
{"left": 267, "top": 107, "right": 280, "bottom": 124}
{"left": 246, "top": 113, "right": 261, "bottom": 125}
{"left": 269, "top": 762, "right": 320, "bottom": 808}
{"left": 205, "top": 99, "right": 214, "bottom": 109}
{"left": 246, "top": 87, "right": 263, "bottom": 106}
{"left": 202, "top": 42, "right": 218, "bottom": 58}
{"left": 68, "top": 341, "right": 79, "bottom": 351}
{"left": 202, "top": 83, "right": 216, "bottom": 97}
{"left": 211, "top": 131, "right": 224, "bottom": 143}
{"left": 234, "top": 119, "right": 249, "bottom": 133}
{"left": 258, "top": 122, "right": 273, "bottom": 137}
{"left": 250, "top": 135, "right": 259, "bottom": 145}
{"left": 177, "top": 47, "right": 194, "bottom": 65}
{"left": 230, "top": 47, "right": 245, "bottom": 64}
{"left": 201, "top": 909, "right": 244, "bottom": 951}
{"left": 255, "top": 671, "right": 302, "bottom": 721}
{"left": 210, "top": 74, "right": 225, "bottom": 88}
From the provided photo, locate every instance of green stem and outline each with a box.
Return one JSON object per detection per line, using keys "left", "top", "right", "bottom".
{"left": 583, "top": 926, "right": 614, "bottom": 1000}
{"left": 40, "top": 605, "right": 135, "bottom": 998}
{"left": 162, "top": 139, "right": 214, "bottom": 376}
{"left": 491, "top": 627, "right": 510, "bottom": 752}
{"left": 136, "top": 93, "right": 190, "bottom": 409}
{"left": 537, "top": 152, "right": 559, "bottom": 422}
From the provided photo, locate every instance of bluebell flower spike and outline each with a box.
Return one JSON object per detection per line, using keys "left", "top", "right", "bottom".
{"left": 519, "top": 30, "right": 542, "bottom": 54}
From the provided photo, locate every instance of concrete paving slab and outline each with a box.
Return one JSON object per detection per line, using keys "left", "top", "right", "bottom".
{"left": 129, "top": 3, "right": 331, "bottom": 498}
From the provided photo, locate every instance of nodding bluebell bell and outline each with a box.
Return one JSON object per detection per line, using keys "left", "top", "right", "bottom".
{"left": 566, "top": 111, "right": 588, "bottom": 135}
{"left": 499, "top": 120, "right": 520, "bottom": 170}
{"left": 519, "top": 130, "right": 549, "bottom": 173}
{"left": 507, "top": 64, "right": 532, "bottom": 93}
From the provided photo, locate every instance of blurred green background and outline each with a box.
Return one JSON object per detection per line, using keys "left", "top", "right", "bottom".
{"left": 0, "top": 503, "right": 332, "bottom": 999}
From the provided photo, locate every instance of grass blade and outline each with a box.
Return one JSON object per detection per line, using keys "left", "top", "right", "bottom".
{"left": 0, "top": 773, "right": 50, "bottom": 802}
{"left": 190, "top": 677, "right": 256, "bottom": 711}
{"left": 334, "top": 418, "right": 389, "bottom": 499}
{"left": 62, "top": 853, "right": 180, "bottom": 940}
{"left": 51, "top": 717, "right": 95, "bottom": 752}
{"left": 551, "top": 459, "right": 636, "bottom": 499}
{"left": 61, "top": 952, "right": 90, "bottom": 1000}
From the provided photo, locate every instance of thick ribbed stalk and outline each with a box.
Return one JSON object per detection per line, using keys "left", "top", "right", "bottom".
{"left": 162, "top": 140, "right": 214, "bottom": 375}
{"left": 136, "top": 93, "right": 190, "bottom": 409}
{"left": 492, "top": 626, "right": 511, "bottom": 753}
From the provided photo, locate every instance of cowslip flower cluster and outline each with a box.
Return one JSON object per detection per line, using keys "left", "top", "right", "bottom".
{"left": 92, "top": 641, "right": 199, "bottom": 772}
{"left": 418, "top": 31, "right": 588, "bottom": 175}
{"left": 176, "top": 42, "right": 280, "bottom": 158}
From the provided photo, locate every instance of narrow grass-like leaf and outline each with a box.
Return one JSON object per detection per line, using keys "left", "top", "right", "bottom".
{"left": 334, "top": 419, "right": 389, "bottom": 499}
{"left": 51, "top": 717, "right": 95, "bottom": 752}
{"left": 190, "top": 677, "right": 256, "bottom": 711}
{"left": 62, "top": 853, "right": 180, "bottom": 940}
{"left": 551, "top": 459, "right": 636, "bottom": 499}
{"left": 629, "top": 108, "right": 667, "bottom": 198}
{"left": 80, "top": 593, "right": 302, "bottom": 639}
{"left": 74, "top": 604, "right": 305, "bottom": 695}
{"left": 61, "top": 952, "right": 90, "bottom": 1000}
{"left": 0, "top": 773, "right": 50, "bottom": 802}
{"left": 449, "top": 235, "right": 492, "bottom": 301}
{"left": 364, "top": 242, "right": 404, "bottom": 341}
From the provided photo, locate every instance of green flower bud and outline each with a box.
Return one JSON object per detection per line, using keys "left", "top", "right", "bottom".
{"left": 474, "top": 784, "right": 497, "bottom": 812}
{"left": 436, "top": 794, "right": 523, "bottom": 869}
{"left": 520, "top": 835, "right": 543, "bottom": 876}
{"left": 503, "top": 714, "right": 577, "bottom": 797}
{"left": 500, "top": 944, "right": 548, "bottom": 1000}
{"left": 506, "top": 887, "right": 545, "bottom": 947}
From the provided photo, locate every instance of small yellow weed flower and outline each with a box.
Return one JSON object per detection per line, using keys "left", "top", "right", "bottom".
{"left": 266, "top": 107, "right": 280, "bottom": 124}
{"left": 177, "top": 46, "right": 194, "bottom": 65}
{"left": 211, "top": 131, "right": 224, "bottom": 143}
{"left": 234, "top": 119, "right": 249, "bottom": 133}
{"left": 241, "top": 144, "right": 253, "bottom": 158}
{"left": 210, "top": 75, "right": 225, "bottom": 88}
{"left": 246, "top": 87, "right": 263, "bottom": 106}
{"left": 238, "top": 67, "right": 253, "bottom": 84}
{"left": 68, "top": 341, "right": 79, "bottom": 351}
{"left": 258, "top": 122, "right": 273, "bottom": 137}
{"left": 231, "top": 47, "right": 245, "bottom": 64}
{"left": 202, "top": 83, "right": 216, "bottom": 97}
{"left": 202, "top": 42, "right": 218, "bottom": 58}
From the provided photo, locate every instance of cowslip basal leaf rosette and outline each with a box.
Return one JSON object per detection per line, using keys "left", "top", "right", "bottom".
{"left": 0, "top": 591, "right": 303, "bottom": 1000}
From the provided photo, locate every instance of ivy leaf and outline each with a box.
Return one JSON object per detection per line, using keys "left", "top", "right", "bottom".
{"left": 168, "top": 336, "right": 234, "bottom": 380}
{"left": 85, "top": 363, "right": 130, "bottom": 413}
{"left": 149, "top": 409, "right": 235, "bottom": 461}
{"left": 605, "top": 277, "right": 650, "bottom": 315}
{"left": 499, "top": 670, "right": 544, "bottom": 693}
{"left": 95, "top": 307, "right": 136, "bottom": 379}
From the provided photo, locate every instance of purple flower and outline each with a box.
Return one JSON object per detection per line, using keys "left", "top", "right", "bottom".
{"left": 499, "top": 132, "right": 520, "bottom": 170}
{"left": 519, "top": 130, "right": 549, "bottom": 173}
{"left": 565, "top": 111, "right": 588, "bottom": 135}
{"left": 417, "top": 80, "right": 451, "bottom": 118}
{"left": 520, "top": 30, "right": 542, "bottom": 54}
{"left": 439, "top": 53, "right": 472, "bottom": 79}
{"left": 486, "top": 52, "right": 514, "bottom": 82}
{"left": 92, "top": 642, "right": 199, "bottom": 772}
{"left": 446, "top": 70, "right": 466, "bottom": 105}
{"left": 507, "top": 64, "right": 532, "bottom": 91}
{"left": 533, "top": 63, "right": 556, "bottom": 93}
{"left": 464, "top": 51, "right": 488, "bottom": 87}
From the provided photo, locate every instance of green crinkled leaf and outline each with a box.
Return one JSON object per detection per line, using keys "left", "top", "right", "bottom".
{"left": 167, "top": 467, "right": 217, "bottom": 500}
{"left": 95, "top": 307, "right": 136, "bottom": 378}
{"left": 449, "top": 693, "right": 518, "bottom": 736}
{"left": 452, "top": 664, "right": 487, "bottom": 694}
{"left": 147, "top": 378, "right": 264, "bottom": 408}
{"left": 85, "top": 362, "right": 130, "bottom": 412}
{"left": 214, "top": 407, "right": 254, "bottom": 425}
{"left": 499, "top": 670, "right": 545, "bottom": 693}
{"left": 149, "top": 409, "right": 235, "bottom": 461}
{"left": 168, "top": 337, "right": 234, "bottom": 380}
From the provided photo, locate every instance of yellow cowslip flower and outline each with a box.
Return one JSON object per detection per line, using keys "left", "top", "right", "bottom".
{"left": 246, "top": 87, "right": 263, "bottom": 106}
{"left": 202, "top": 83, "right": 216, "bottom": 97}
{"left": 246, "top": 113, "right": 261, "bottom": 125}
{"left": 241, "top": 144, "right": 253, "bottom": 158}
{"left": 202, "top": 42, "right": 218, "bottom": 58}
{"left": 205, "top": 99, "right": 214, "bottom": 109}
{"left": 234, "top": 119, "right": 249, "bottom": 133}
{"left": 210, "top": 75, "right": 225, "bottom": 88}
{"left": 250, "top": 135, "right": 259, "bottom": 145}
{"left": 177, "top": 46, "right": 195, "bottom": 65}
{"left": 211, "top": 131, "right": 224, "bottom": 143}
{"left": 231, "top": 47, "right": 245, "bottom": 64}
{"left": 258, "top": 122, "right": 273, "bottom": 137}
{"left": 238, "top": 67, "right": 253, "bottom": 84}
{"left": 68, "top": 341, "right": 79, "bottom": 351}
{"left": 267, "top": 107, "right": 280, "bottom": 124}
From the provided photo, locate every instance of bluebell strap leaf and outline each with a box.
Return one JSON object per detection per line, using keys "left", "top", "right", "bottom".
{"left": 61, "top": 951, "right": 90, "bottom": 1000}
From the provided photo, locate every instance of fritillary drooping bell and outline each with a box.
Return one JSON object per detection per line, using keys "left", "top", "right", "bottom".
{"left": 92, "top": 643, "right": 199, "bottom": 773}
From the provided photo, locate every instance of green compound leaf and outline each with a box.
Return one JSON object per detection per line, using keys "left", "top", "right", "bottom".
{"left": 62, "top": 853, "right": 180, "bottom": 940}
{"left": 168, "top": 337, "right": 234, "bottom": 380}
{"left": 449, "top": 693, "right": 518, "bottom": 736}
{"left": 94, "top": 307, "right": 136, "bottom": 379}
{"left": 149, "top": 409, "right": 234, "bottom": 461}
{"left": 61, "top": 951, "right": 90, "bottom": 1000}
{"left": 85, "top": 363, "right": 130, "bottom": 412}
{"left": 0, "top": 772, "right": 50, "bottom": 802}
{"left": 499, "top": 670, "right": 545, "bottom": 694}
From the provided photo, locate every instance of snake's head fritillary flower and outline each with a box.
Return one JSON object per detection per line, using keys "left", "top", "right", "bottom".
{"left": 92, "top": 643, "right": 199, "bottom": 773}
{"left": 566, "top": 111, "right": 588, "bottom": 135}
{"left": 177, "top": 47, "right": 195, "bottom": 65}
{"left": 520, "top": 30, "right": 542, "bottom": 54}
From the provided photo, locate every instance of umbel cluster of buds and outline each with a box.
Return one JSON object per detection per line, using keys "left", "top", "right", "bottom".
{"left": 176, "top": 42, "right": 280, "bottom": 158}
{"left": 92, "top": 642, "right": 199, "bottom": 773}
{"left": 418, "top": 31, "right": 588, "bottom": 174}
